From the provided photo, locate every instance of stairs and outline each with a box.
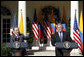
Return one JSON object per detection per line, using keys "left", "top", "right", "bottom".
{"left": 25, "top": 46, "right": 55, "bottom": 56}
{"left": 25, "top": 47, "right": 83, "bottom": 56}
{"left": 25, "top": 50, "right": 55, "bottom": 56}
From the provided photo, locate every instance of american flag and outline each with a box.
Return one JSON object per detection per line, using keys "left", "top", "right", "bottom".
{"left": 43, "top": 14, "right": 51, "bottom": 39}
{"left": 32, "top": 9, "right": 38, "bottom": 40}
{"left": 32, "top": 23, "right": 38, "bottom": 40}
{"left": 44, "top": 20, "right": 51, "bottom": 39}
{"left": 73, "top": 11, "right": 82, "bottom": 51}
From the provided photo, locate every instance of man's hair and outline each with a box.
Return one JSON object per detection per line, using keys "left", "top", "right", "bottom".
{"left": 13, "top": 26, "right": 18, "bottom": 31}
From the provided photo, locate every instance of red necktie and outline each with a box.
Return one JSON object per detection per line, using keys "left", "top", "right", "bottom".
{"left": 17, "top": 34, "right": 19, "bottom": 38}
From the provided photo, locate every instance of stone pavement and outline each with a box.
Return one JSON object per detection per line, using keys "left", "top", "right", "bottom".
{"left": 25, "top": 50, "right": 55, "bottom": 56}
{"left": 25, "top": 49, "right": 83, "bottom": 56}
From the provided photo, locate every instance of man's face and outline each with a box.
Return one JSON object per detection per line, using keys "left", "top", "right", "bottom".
{"left": 57, "top": 25, "right": 62, "bottom": 32}
{"left": 14, "top": 28, "right": 19, "bottom": 35}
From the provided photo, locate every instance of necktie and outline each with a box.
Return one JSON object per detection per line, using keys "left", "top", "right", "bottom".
{"left": 17, "top": 35, "right": 20, "bottom": 41}
{"left": 60, "top": 32, "right": 62, "bottom": 42}
{"left": 17, "top": 34, "right": 19, "bottom": 38}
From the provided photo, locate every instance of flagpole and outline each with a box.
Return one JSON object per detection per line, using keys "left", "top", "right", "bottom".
{"left": 71, "top": 1, "right": 81, "bottom": 55}
{"left": 18, "top": 1, "right": 26, "bottom": 36}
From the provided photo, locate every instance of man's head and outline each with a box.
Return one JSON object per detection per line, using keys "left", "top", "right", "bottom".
{"left": 57, "top": 23, "right": 63, "bottom": 32}
{"left": 13, "top": 27, "right": 19, "bottom": 35}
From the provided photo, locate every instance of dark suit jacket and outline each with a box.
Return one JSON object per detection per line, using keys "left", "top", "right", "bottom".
{"left": 51, "top": 31, "right": 73, "bottom": 46}
{"left": 10, "top": 34, "right": 29, "bottom": 42}
{"left": 10, "top": 34, "right": 29, "bottom": 54}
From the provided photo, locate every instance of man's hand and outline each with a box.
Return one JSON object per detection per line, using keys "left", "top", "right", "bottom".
{"left": 26, "top": 33, "right": 30, "bottom": 37}
{"left": 19, "top": 40, "right": 22, "bottom": 42}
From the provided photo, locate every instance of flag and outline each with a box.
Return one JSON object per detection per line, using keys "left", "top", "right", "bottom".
{"left": 32, "top": 9, "right": 38, "bottom": 40}
{"left": 13, "top": 11, "right": 18, "bottom": 27}
{"left": 61, "top": 19, "right": 67, "bottom": 31}
{"left": 10, "top": 11, "right": 17, "bottom": 35}
{"left": 46, "top": 21, "right": 51, "bottom": 39}
{"left": 38, "top": 22, "right": 44, "bottom": 39}
{"left": 43, "top": 14, "right": 47, "bottom": 38}
{"left": 44, "top": 14, "right": 51, "bottom": 39}
{"left": 38, "top": 8, "right": 44, "bottom": 39}
{"left": 62, "top": 24, "right": 67, "bottom": 32}
{"left": 50, "top": 8, "right": 56, "bottom": 34}
{"left": 39, "top": 8, "right": 44, "bottom": 26}
{"left": 63, "top": 7, "right": 67, "bottom": 24}
{"left": 18, "top": 10, "right": 24, "bottom": 35}
{"left": 79, "top": 11, "right": 83, "bottom": 52}
{"left": 73, "top": 11, "right": 82, "bottom": 52}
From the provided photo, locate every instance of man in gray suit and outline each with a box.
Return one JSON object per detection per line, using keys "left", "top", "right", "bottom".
{"left": 10, "top": 27, "right": 29, "bottom": 56}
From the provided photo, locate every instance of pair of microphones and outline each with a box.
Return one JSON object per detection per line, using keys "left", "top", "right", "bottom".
{"left": 15, "top": 36, "right": 20, "bottom": 41}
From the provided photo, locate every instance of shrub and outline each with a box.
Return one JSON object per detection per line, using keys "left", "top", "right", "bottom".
{"left": 1, "top": 43, "right": 12, "bottom": 56}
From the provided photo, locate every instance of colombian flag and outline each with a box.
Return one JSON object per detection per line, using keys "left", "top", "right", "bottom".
{"left": 79, "top": 11, "right": 83, "bottom": 52}
{"left": 18, "top": 10, "right": 24, "bottom": 35}
{"left": 50, "top": 8, "right": 56, "bottom": 34}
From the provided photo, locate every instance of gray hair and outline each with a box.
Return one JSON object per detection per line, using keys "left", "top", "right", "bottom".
{"left": 57, "top": 23, "right": 63, "bottom": 28}
{"left": 13, "top": 26, "right": 19, "bottom": 31}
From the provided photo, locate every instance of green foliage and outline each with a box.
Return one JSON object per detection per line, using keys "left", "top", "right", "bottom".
{"left": 66, "top": 19, "right": 70, "bottom": 32}
{"left": 1, "top": 43, "right": 12, "bottom": 56}
{"left": 26, "top": 17, "right": 34, "bottom": 44}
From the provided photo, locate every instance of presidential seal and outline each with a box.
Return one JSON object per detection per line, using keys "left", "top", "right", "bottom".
{"left": 13, "top": 41, "right": 20, "bottom": 48}
{"left": 63, "top": 41, "right": 71, "bottom": 49}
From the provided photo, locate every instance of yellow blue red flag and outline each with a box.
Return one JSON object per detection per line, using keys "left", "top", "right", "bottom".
{"left": 79, "top": 11, "right": 83, "bottom": 52}
{"left": 50, "top": 8, "right": 56, "bottom": 34}
{"left": 18, "top": 10, "right": 24, "bottom": 35}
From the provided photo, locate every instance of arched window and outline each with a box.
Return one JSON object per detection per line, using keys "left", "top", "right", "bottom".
{"left": 42, "top": 6, "right": 60, "bottom": 23}
{"left": 1, "top": 6, "right": 11, "bottom": 16}
{"left": 1, "top": 6, "right": 11, "bottom": 43}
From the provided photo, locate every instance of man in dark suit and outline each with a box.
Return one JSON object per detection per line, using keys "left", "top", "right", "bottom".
{"left": 10, "top": 27, "right": 29, "bottom": 56}
{"left": 51, "top": 23, "right": 74, "bottom": 56}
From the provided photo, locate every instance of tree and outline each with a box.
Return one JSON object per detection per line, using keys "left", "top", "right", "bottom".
{"left": 26, "top": 17, "right": 34, "bottom": 48}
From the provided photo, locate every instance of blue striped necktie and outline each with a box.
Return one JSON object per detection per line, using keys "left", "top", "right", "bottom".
{"left": 60, "top": 32, "right": 62, "bottom": 42}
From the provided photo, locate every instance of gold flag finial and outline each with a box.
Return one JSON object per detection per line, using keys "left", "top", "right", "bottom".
{"left": 75, "top": 9, "right": 77, "bottom": 12}
{"left": 21, "top": 9, "right": 22, "bottom": 11}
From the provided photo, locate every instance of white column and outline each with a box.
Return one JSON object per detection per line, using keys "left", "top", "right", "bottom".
{"left": 18, "top": 1, "right": 26, "bottom": 36}
{"left": 71, "top": 1, "right": 79, "bottom": 40}
{"left": 70, "top": 1, "right": 81, "bottom": 55}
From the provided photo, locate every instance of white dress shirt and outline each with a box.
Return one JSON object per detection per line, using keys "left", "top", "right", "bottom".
{"left": 58, "top": 31, "right": 63, "bottom": 39}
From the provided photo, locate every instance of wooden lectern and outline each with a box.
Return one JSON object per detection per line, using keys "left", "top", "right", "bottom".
{"left": 15, "top": 52, "right": 21, "bottom": 56}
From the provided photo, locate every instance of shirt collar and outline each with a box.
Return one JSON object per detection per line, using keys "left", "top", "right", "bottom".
{"left": 15, "top": 34, "right": 19, "bottom": 36}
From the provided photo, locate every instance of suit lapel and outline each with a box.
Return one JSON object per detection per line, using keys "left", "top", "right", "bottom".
{"left": 62, "top": 31, "right": 66, "bottom": 42}
{"left": 55, "top": 32, "right": 60, "bottom": 42}
{"left": 56, "top": 32, "right": 65, "bottom": 42}
{"left": 12, "top": 34, "right": 17, "bottom": 41}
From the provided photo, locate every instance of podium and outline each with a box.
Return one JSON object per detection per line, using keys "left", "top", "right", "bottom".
{"left": 6, "top": 41, "right": 28, "bottom": 56}
{"left": 56, "top": 41, "right": 78, "bottom": 56}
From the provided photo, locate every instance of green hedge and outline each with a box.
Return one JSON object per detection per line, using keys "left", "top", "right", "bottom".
{"left": 26, "top": 17, "right": 34, "bottom": 44}
{"left": 1, "top": 43, "right": 12, "bottom": 56}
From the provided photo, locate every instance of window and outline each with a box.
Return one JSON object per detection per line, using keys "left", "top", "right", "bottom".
{"left": 2, "top": 19, "right": 10, "bottom": 42}
{"left": 1, "top": 6, "right": 11, "bottom": 16}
